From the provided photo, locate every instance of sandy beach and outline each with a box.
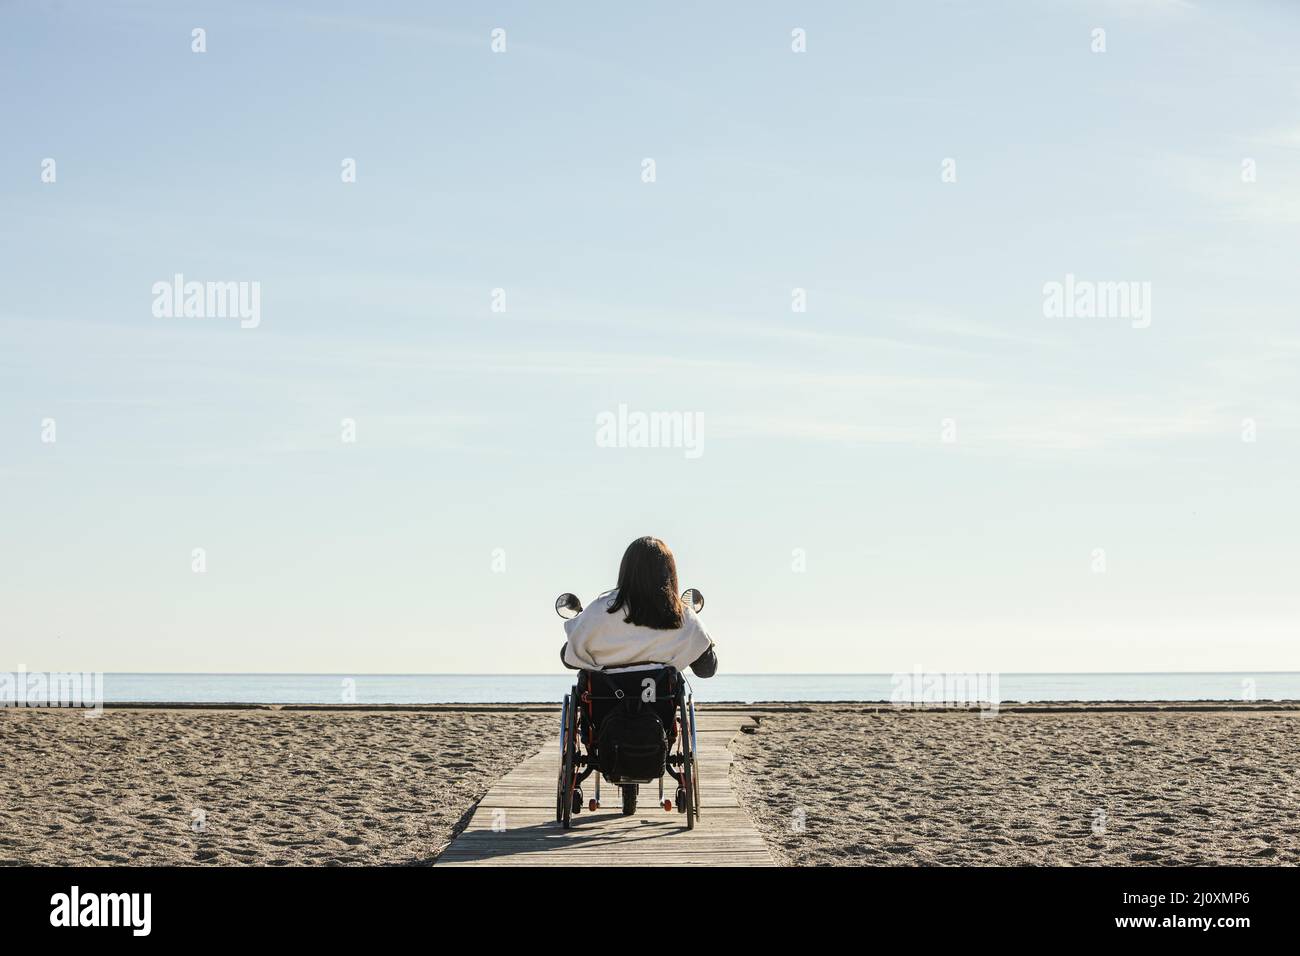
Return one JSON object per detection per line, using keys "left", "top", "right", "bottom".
{"left": 0, "top": 708, "right": 551, "bottom": 866}
{"left": 3, "top": 703, "right": 1298, "bottom": 866}
{"left": 731, "top": 705, "right": 1300, "bottom": 866}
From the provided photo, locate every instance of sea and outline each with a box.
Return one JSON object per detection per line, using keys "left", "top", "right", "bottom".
{"left": 86, "top": 672, "right": 1300, "bottom": 705}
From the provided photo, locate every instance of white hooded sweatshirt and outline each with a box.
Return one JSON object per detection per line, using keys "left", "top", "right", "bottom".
{"left": 562, "top": 589, "right": 713, "bottom": 672}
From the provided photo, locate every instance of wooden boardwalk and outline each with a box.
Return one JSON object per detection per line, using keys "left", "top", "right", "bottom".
{"left": 436, "top": 712, "right": 774, "bottom": 866}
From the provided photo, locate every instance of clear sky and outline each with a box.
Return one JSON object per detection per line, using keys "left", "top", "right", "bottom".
{"left": 2, "top": 0, "right": 1298, "bottom": 674}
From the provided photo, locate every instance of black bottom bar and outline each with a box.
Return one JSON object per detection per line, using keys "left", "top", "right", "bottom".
{"left": 1, "top": 865, "right": 1288, "bottom": 941}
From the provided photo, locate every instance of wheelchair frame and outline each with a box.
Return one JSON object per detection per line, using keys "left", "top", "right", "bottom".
{"left": 555, "top": 669, "right": 701, "bottom": 830}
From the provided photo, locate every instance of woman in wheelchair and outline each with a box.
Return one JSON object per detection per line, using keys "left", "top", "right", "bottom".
{"left": 555, "top": 536, "right": 716, "bottom": 827}
{"left": 559, "top": 536, "right": 717, "bottom": 678}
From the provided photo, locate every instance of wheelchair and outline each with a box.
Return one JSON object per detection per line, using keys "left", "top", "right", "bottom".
{"left": 555, "top": 664, "right": 700, "bottom": 830}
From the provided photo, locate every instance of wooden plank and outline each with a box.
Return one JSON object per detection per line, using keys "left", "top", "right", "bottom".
{"left": 435, "top": 711, "right": 773, "bottom": 867}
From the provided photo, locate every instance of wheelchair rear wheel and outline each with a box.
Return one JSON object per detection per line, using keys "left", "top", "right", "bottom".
{"left": 689, "top": 694, "right": 701, "bottom": 819}
{"left": 556, "top": 690, "right": 579, "bottom": 828}
{"left": 555, "top": 694, "right": 568, "bottom": 823}
{"left": 677, "top": 687, "right": 696, "bottom": 830}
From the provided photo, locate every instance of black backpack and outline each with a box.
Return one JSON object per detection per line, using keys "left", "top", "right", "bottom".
{"left": 595, "top": 699, "right": 668, "bottom": 782}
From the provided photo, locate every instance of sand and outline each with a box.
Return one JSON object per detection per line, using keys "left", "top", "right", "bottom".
{"left": 730, "top": 705, "right": 1300, "bottom": 865}
{"left": 5, "top": 703, "right": 1298, "bottom": 866}
{"left": 0, "top": 708, "right": 551, "bottom": 866}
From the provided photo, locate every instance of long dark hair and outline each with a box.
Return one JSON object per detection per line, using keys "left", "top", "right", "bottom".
{"left": 606, "top": 536, "right": 684, "bottom": 630}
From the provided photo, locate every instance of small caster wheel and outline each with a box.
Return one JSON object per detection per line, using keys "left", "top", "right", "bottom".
{"left": 572, "top": 787, "right": 584, "bottom": 814}
{"left": 588, "top": 799, "right": 599, "bottom": 812}
{"left": 676, "top": 788, "right": 687, "bottom": 812}
{"left": 662, "top": 799, "right": 673, "bottom": 812}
